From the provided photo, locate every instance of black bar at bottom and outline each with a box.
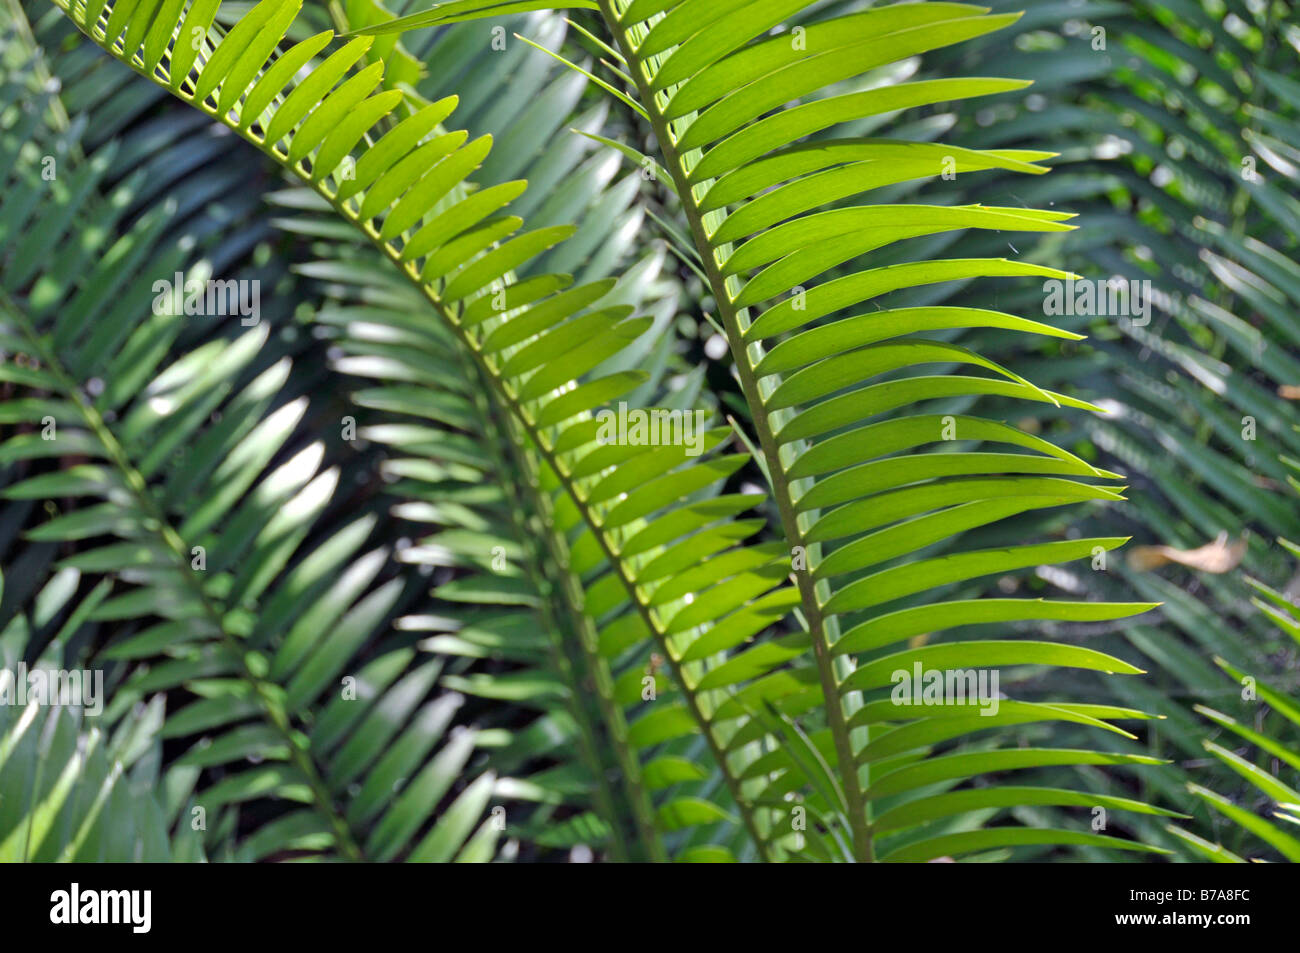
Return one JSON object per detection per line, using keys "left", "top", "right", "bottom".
{"left": 0, "top": 863, "right": 1279, "bottom": 940}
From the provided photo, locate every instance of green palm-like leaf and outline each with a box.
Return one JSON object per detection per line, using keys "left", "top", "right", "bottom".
{"left": 50, "top": 0, "right": 824, "bottom": 857}
{"left": 562, "top": 0, "right": 1166, "bottom": 860}
{"left": 0, "top": 25, "right": 612, "bottom": 861}
{"left": 34, "top": 0, "right": 1195, "bottom": 862}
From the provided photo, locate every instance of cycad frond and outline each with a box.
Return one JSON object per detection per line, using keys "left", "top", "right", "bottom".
{"left": 41, "top": 0, "right": 1194, "bottom": 862}
{"left": 569, "top": 0, "right": 1172, "bottom": 861}
{"left": 49, "top": 0, "right": 834, "bottom": 858}
{"left": 0, "top": 41, "right": 529, "bottom": 861}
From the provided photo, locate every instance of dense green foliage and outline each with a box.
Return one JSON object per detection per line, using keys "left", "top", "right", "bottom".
{"left": 0, "top": 0, "right": 1294, "bottom": 862}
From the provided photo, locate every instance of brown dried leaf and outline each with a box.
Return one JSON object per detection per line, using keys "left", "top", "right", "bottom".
{"left": 1127, "top": 531, "right": 1246, "bottom": 573}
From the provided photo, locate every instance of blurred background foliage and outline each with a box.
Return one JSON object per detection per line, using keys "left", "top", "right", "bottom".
{"left": 0, "top": 0, "right": 1296, "bottom": 861}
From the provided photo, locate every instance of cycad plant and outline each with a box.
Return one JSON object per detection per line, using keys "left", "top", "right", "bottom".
{"left": 0, "top": 0, "right": 1292, "bottom": 863}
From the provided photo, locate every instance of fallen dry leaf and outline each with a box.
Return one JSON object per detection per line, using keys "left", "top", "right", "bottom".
{"left": 1127, "top": 531, "right": 1246, "bottom": 573}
